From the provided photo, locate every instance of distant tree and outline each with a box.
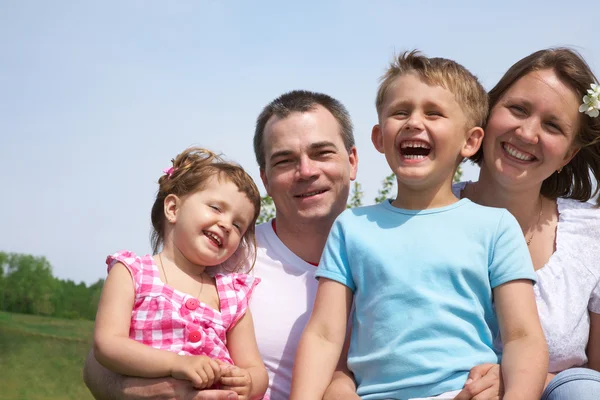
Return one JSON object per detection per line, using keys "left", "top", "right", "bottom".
{"left": 454, "top": 164, "right": 464, "bottom": 183}
{"left": 256, "top": 194, "right": 276, "bottom": 225}
{"left": 347, "top": 181, "right": 364, "bottom": 209}
{"left": 0, "top": 252, "right": 7, "bottom": 311}
{"left": 3, "top": 253, "right": 55, "bottom": 315}
{"left": 374, "top": 173, "right": 396, "bottom": 204}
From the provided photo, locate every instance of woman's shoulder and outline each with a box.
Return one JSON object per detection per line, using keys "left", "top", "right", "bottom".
{"left": 556, "top": 197, "right": 600, "bottom": 268}
{"left": 557, "top": 197, "right": 600, "bottom": 227}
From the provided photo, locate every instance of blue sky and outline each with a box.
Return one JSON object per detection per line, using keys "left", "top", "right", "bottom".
{"left": 1, "top": 1, "right": 598, "bottom": 284}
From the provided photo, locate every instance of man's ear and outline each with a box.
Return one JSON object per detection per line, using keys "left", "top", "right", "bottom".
{"left": 164, "top": 194, "right": 180, "bottom": 223}
{"left": 461, "top": 126, "right": 485, "bottom": 158}
{"left": 260, "top": 169, "right": 271, "bottom": 196}
{"left": 371, "top": 125, "right": 385, "bottom": 153}
{"left": 348, "top": 146, "right": 358, "bottom": 181}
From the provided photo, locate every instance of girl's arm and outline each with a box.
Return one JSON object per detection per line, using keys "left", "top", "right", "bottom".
{"left": 289, "top": 278, "right": 353, "bottom": 400}
{"left": 587, "top": 311, "right": 600, "bottom": 372}
{"left": 94, "top": 263, "right": 178, "bottom": 377}
{"left": 494, "top": 279, "right": 548, "bottom": 400}
{"left": 94, "top": 263, "right": 221, "bottom": 388}
{"left": 221, "top": 309, "right": 268, "bottom": 400}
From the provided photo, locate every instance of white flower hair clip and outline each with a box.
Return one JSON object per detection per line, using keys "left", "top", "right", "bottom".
{"left": 579, "top": 83, "right": 600, "bottom": 118}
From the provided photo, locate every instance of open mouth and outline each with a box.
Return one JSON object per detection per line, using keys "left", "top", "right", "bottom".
{"left": 204, "top": 231, "right": 222, "bottom": 247}
{"left": 502, "top": 142, "right": 536, "bottom": 162}
{"left": 295, "top": 189, "right": 327, "bottom": 198}
{"left": 399, "top": 140, "right": 431, "bottom": 160}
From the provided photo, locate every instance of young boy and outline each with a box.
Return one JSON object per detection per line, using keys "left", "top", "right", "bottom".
{"left": 290, "top": 51, "right": 548, "bottom": 400}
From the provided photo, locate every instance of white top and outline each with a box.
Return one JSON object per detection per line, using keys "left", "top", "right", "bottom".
{"left": 247, "top": 221, "right": 319, "bottom": 400}
{"left": 455, "top": 182, "right": 600, "bottom": 372}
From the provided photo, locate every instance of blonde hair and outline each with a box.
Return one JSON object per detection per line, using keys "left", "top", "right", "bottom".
{"left": 375, "top": 50, "right": 489, "bottom": 128}
{"left": 150, "top": 147, "right": 261, "bottom": 271}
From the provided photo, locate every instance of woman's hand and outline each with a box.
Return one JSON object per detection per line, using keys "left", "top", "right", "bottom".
{"left": 171, "top": 355, "right": 223, "bottom": 389}
{"left": 453, "top": 363, "right": 503, "bottom": 400}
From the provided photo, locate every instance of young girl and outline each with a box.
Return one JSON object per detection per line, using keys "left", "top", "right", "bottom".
{"left": 93, "top": 147, "right": 269, "bottom": 400}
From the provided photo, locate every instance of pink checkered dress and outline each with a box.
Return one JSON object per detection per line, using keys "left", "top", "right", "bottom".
{"left": 106, "top": 250, "right": 260, "bottom": 364}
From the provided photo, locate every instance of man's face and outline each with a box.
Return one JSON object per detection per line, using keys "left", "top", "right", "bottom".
{"left": 260, "top": 105, "right": 358, "bottom": 227}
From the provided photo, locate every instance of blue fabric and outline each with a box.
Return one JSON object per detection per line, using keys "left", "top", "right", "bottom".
{"left": 542, "top": 368, "right": 600, "bottom": 400}
{"left": 316, "top": 198, "right": 537, "bottom": 399}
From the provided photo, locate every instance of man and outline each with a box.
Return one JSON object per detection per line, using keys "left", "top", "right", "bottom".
{"left": 83, "top": 90, "right": 358, "bottom": 400}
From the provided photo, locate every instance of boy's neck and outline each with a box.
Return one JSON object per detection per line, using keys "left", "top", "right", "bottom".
{"left": 392, "top": 180, "right": 458, "bottom": 210}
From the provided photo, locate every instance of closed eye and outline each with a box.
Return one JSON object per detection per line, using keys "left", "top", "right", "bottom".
{"left": 209, "top": 205, "right": 221, "bottom": 212}
{"left": 508, "top": 105, "right": 527, "bottom": 116}
{"left": 545, "top": 121, "right": 563, "bottom": 134}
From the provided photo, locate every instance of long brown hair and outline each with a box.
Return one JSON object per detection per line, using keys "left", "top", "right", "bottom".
{"left": 471, "top": 48, "right": 600, "bottom": 204}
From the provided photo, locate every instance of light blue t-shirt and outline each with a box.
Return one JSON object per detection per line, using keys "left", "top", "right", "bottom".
{"left": 315, "top": 198, "right": 536, "bottom": 399}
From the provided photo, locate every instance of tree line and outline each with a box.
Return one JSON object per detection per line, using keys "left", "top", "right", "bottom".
{"left": 0, "top": 252, "right": 103, "bottom": 320}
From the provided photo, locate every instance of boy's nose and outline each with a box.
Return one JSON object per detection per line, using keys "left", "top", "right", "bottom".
{"left": 404, "top": 114, "right": 424, "bottom": 131}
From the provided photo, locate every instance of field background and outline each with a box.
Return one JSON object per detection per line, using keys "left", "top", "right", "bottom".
{"left": 0, "top": 311, "right": 94, "bottom": 400}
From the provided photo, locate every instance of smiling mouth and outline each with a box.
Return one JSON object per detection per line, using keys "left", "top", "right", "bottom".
{"left": 399, "top": 140, "right": 431, "bottom": 160}
{"left": 204, "top": 231, "right": 222, "bottom": 247}
{"left": 502, "top": 142, "right": 536, "bottom": 162}
{"left": 295, "top": 190, "right": 327, "bottom": 198}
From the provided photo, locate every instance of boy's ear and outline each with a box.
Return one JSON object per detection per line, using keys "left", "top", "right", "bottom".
{"left": 164, "top": 194, "right": 180, "bottom": 224}
{"left": 371, "top": 125, "right": 385, "bottom": 153}
{"left": 461, "top": 126, "right": 484, "bottom": 158}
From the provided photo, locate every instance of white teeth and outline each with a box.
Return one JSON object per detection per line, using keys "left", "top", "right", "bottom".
{"left": 503, "top": 143, "right": 535, "bottom": 161}
{"left": 205, "top": 231, "right": 222, "bottom": 246}
{"left": 403, "top": 155, "right": 426, "bottom": 160}
{"left": 400, "top": 140, "right": 431, "bottom": 149}
{"left": 299, "top": 190, "right": 325, "bottom": 197}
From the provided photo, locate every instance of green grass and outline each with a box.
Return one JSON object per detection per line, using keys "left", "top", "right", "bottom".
{"left": 0, "top": 311, "right": 95, "bottom": 400}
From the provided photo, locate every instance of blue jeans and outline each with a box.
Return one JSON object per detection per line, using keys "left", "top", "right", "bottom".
{"left": 542, "top": 368, "right": 600, "bottom": 400}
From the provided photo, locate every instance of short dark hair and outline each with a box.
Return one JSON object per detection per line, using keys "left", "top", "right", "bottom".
{"left": 470, "top": 47, "right": 600, "bottom": 204}
{"left": 253, "top": 90, "right": 354, "bottom": 170}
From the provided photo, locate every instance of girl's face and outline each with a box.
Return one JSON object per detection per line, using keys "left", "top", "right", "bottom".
{"left": 482, "top": 68, "right": 581, "bottom": 190}
{"left": 169, "top": 176, "right": 255, "bottom": 267}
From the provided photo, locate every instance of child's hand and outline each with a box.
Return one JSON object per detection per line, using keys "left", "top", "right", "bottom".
{"left": 171, "top": 355, "right": 222, "bottom": 389}
{"left": 219, "top": 365, "right": 253, "bottom": 400}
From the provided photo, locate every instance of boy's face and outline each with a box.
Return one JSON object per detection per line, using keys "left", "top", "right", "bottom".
{"left": 372, "top": 73, "right": 480, "bottom": 191}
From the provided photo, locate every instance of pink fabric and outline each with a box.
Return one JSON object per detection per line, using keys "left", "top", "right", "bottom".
{"left": 106, "top": 250, "right": 260, "bottom": 364}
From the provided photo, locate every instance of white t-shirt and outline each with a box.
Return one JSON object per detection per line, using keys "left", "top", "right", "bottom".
{"left": 248, "top": 221, "right": 319, "bottom": 400}
{"left": 535, "top": 197, "right": 600, "bottom": 372}
{"left": 454, "top": 182, "right": 600, "bottom": 372}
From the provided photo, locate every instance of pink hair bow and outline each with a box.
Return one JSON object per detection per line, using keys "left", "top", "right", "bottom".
{"left": 163, "top": 166, "right": 176, "bottom": 178}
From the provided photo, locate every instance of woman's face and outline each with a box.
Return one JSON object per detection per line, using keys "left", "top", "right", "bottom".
{"left": 482, "top": 68, "right": 581, "bottom": 190}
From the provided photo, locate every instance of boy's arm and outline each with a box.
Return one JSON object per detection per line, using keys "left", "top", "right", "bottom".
{"left": 222, "top": 310, "right": 269, "bottom": 399}
{"left": 323, "top": 325, "right": 359, "bottom": 400}
{"left": 494, "top": 279, "right": 548, "bottom": 400}
{"left": 289, "top": 278, "right": 353, "bottom": 400}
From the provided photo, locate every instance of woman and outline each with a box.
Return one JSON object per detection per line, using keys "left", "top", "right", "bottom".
{"left": 455, "top": 48, "right": 600, "bottom": 399}
{"left": 324, "top": 48, "right": 600, "bottom": 400}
